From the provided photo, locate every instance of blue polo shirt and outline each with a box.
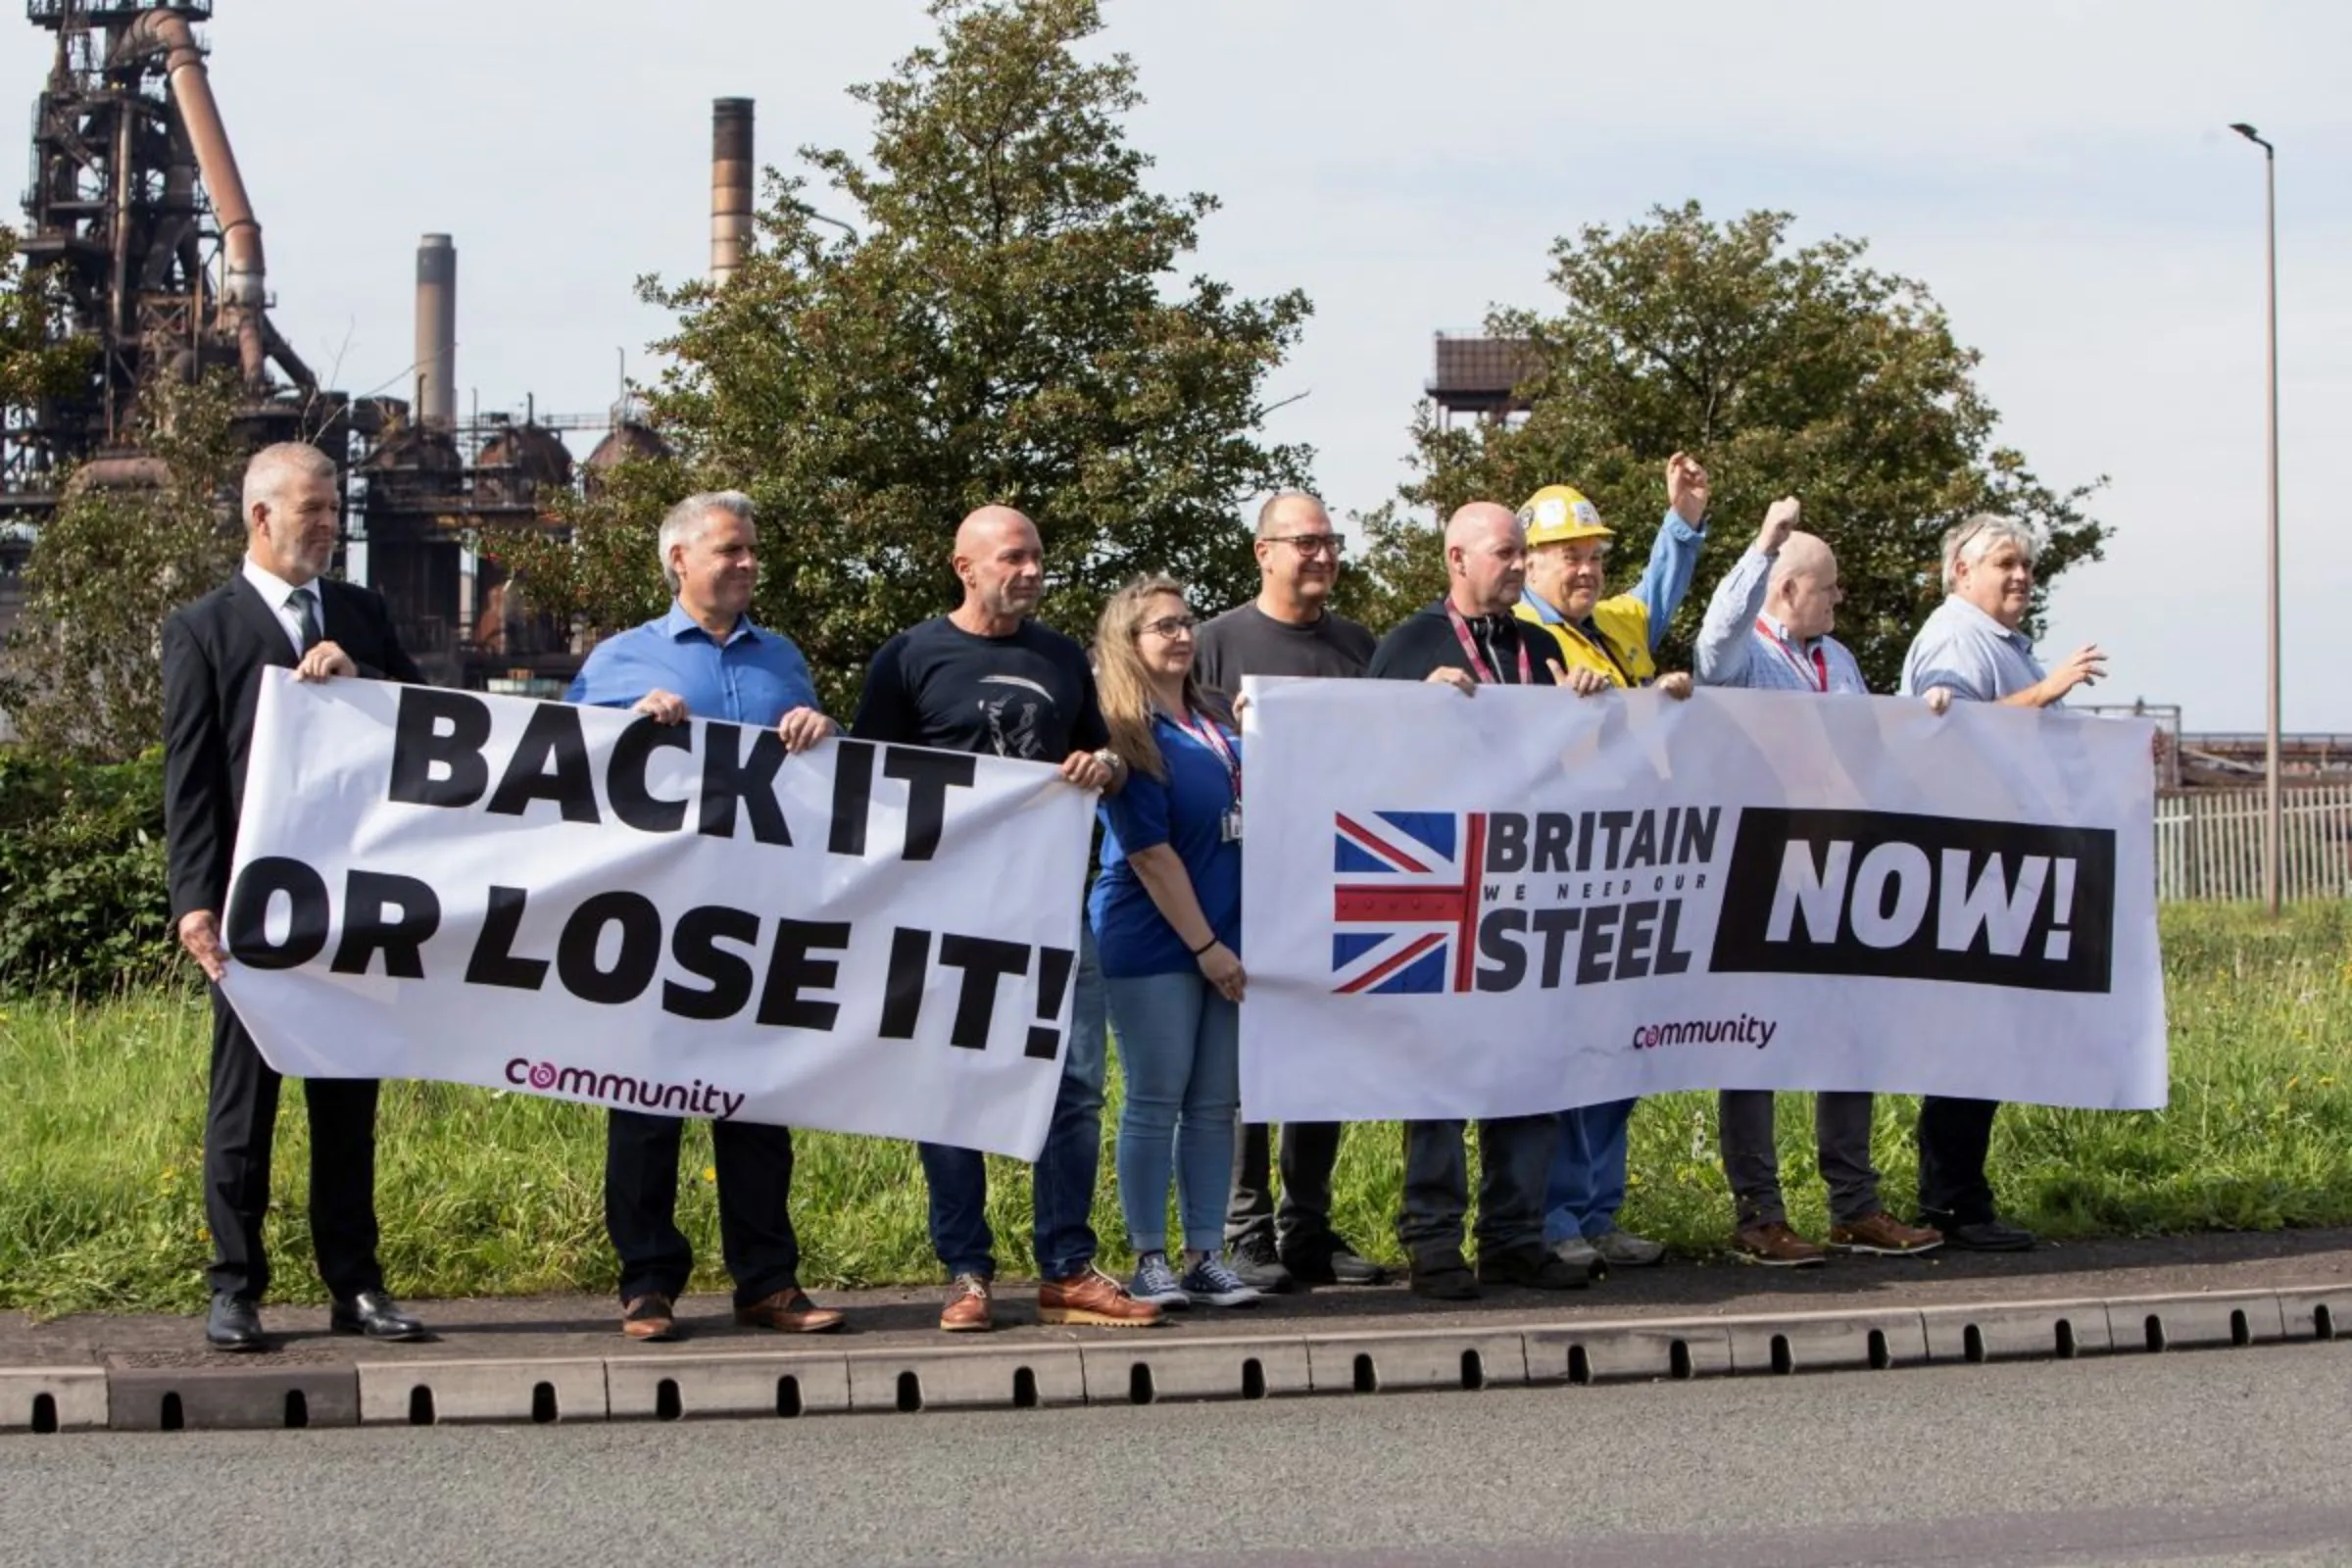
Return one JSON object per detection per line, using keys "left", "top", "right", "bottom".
{"left": 1897, "top": 596, "right": 2048, "bottom": 705}
{"left": 1089, "top": 711, "right": 1243, "bottom": 979}
{"left": 565, "top": 602, "right": 820, "bottom": 725}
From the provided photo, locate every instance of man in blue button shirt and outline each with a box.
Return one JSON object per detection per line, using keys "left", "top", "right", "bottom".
{"left": 565, "top": 490, "right": 845, "bottom": 1341}
{"left": 1897, "top": 513, "right": 2107, "bottom": 1254}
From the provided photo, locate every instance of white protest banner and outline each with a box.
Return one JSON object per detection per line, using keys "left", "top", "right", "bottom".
{"left": 218, "top": 672, "right": 1092, "bottom": 1158}
{"left": 1239, "top": 679, "right": 2166, "bottom": 1121}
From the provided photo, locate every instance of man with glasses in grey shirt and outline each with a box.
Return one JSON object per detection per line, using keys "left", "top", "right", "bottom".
{"left": 1898, "top": 513, "right": 2107, "bottom": 1251}
{"left": 1193, "top": 492, "right": 1385, "bottom": 1293}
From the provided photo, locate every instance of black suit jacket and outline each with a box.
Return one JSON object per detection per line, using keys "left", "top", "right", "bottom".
{"left": 161, "top": 570, "right": 423, "bottom": 921}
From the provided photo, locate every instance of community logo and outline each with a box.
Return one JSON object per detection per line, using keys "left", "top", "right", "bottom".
{"left": 504, "top": 1056, "right": 747, "bottom": 1120}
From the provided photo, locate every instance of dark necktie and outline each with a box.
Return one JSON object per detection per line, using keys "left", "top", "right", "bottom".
{"left": 288, "top": 587, "right": 321, "bottom": 654}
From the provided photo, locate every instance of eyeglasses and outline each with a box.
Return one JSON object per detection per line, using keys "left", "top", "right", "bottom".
{"left": 1138, "top": 613, "right": 1199, "bottom": 639}
{"left": 1266, "top": 533, "right": 1345, "bottom": 558}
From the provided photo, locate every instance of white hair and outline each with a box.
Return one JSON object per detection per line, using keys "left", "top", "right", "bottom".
{"left": 1940, "top": 513, "right": 2039, "bottom": 594}
{"left": 242, "top": 442, "right": 337, "bottom": 523}
{"left": 658, "top": 490, "right": 755, "bottom": 595}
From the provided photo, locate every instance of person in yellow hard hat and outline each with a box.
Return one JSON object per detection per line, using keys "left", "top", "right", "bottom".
{"left": 1519, "top": 453, "right": 1713, "bottom": 1276}
{"left": 1513, "top": 452, "right": 1712, "bottom": 698}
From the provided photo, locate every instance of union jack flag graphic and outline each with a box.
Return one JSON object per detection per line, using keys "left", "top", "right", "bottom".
{"left": 1331, "top": 810, "right": 1490, "bottom": 995}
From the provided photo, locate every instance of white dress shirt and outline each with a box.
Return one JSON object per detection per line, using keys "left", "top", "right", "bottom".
{"left": 239, "top": 557, "right": 318, "bottom": 659}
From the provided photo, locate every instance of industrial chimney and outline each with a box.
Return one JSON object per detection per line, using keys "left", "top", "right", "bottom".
{"left": 710, "top": 99, "right": 755, "bottom": 285}
{"left": 415, "top": 234, "right": 457, "bottom": 429}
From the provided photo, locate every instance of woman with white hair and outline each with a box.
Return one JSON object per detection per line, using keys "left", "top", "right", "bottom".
{"left": 1895, "top": 513, "right": 2110, "bottom": 1253}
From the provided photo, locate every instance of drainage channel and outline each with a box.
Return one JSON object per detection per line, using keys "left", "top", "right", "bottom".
{"left": 6, "top": 1287, "right": 2340, "bottom": 1434}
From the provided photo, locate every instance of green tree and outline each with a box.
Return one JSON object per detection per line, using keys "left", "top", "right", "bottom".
{"left": 1347, "top": 203, "right": 2106, "bottom": 690}
{"left": 0, "top": 224, "right": 90, "bottom": 410}
{"left": 498, "top": 0, "right": 1312, "bottom": 705}
{"left": 1, "top": 373, "right": 246, "bottom": 760}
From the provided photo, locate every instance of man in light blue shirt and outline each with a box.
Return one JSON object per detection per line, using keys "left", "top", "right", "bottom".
{"left": 1693, "top": 499, "right": 1943, "bottom": 1267}
{"left": 565, "top": 490, "right": 843, "bottom": 1341}
{"left": 1895, "top": 513, "right": 2107, "bottom": 1254}
{"left": 1692, "top": 501, "right": 1868, "bottom": 696}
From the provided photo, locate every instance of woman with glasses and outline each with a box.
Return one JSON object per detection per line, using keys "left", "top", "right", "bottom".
{"left": 1089, "top": 573, "right": 1258, "bottom": 1310}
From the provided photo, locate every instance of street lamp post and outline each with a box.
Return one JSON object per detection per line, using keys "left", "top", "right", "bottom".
{"left": 2230, "top": 122, "right": 2283, "bottom": 917}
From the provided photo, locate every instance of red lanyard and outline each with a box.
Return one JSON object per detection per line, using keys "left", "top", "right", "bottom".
{"left": 1171, "top": 708, "right": 1241, "bottom": 799}
{"left": 1756, "top": 617, "right": 1829, "bottom": 693}
{"left": 1446, "top": 604, "right": 1532, "bottom": 686}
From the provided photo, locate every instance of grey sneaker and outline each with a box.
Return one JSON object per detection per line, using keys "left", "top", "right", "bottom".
{"left": 1226, "top": 1235, "right": 1295, "bottom": 1294}
{"left": 1128, "top": 1250, "right": 1191, "bottom": 1309}
{"left": 1592, "top": 1228, "right": 1667, "bottom": 1268}
{"left": 1550, "top": 1236, "right": 1600, "bottom": 1270}
{"left": 1180, "top": 1252, "right": 1262, "bottom": 1307}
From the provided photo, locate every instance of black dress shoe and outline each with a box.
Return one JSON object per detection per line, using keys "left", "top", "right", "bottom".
{"left": 1477, "top": 1244, "right": 1592, "bottom": 1291}
{"left": 206, "top": 1293, "right": 268, "bottom": 1352}
{"left": 1930, "top": 1215, "right": 2038, "bottom": 1252}
{"left": 1281, "top": 1233, "right": 1389, "bottom": 1287}
{"left": 330, "top": 1290, "right": 431, "bottom": 1342}
{"left": 1407, "top": 1250, "right": 1482, "bottom": 1301}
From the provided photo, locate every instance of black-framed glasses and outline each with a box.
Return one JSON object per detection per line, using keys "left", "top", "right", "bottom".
{"left": 1266, "top": 533, "right": 1344, "bottom": 558}
{"left": 1138, "top": 613, "right": 1199, "bottom": 639}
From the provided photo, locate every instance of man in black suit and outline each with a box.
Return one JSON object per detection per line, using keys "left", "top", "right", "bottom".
{"left": 161, "top": 442, "right": 431, "bottom": 1350}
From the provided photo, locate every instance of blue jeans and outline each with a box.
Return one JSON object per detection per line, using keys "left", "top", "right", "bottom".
{"left": 1545, "top": 1098, "right": 1637, "bottom": 1244}
{"left": 1105, "top": 970, "right": 1240, "bottom": 1255}
{"left": 917, "top": 927, "right": 1107, "bottom": 1281}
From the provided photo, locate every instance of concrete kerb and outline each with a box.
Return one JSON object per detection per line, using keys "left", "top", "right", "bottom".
{"left": 1304, "top": 1328, "right": 1532, "bottom": 1394}
{"left": 1083, "top": 1335, "right": 1314, "bottom": 1404}
{"left": 844, "top": 1344, "right": 1087, "bottom": 1412}
{"left": 357, "top": 1356, "right": 609, "bottom": 1425}
{"left": 9, "top": 1283, "right": 2345, "bottom": 1435}
{"left": 0, "top": 1367, "right": 106, "bottom": 1433}
{"left": 607, "top": 1351, "right": 852, "bottom": 1421}
{"left": 2278, "top": 1285, "right": 2348, "bottom": 1342}
{"left": 1919, "top": 1297, "right": 2117, "bottom": 1363}
{"left": 109, "top": 1365, "right": 358, "bottom": 1432}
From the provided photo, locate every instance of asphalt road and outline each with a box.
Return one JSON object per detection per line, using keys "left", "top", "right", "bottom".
{"left": 5, "top": 1346, "right": 2350, "bottom": 1567}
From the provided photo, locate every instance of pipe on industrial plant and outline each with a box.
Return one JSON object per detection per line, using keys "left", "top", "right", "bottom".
{"left": 111, "top": 10, "right": 268, "bottom": 385}
{"left": 415, "top": 235, "right": 457, "bottom": 429}
{"left": 710, "top": 98, "right": 755, "bottom": 284}
{"left": 65, "top": 456, "right": 171, "bottom": 495}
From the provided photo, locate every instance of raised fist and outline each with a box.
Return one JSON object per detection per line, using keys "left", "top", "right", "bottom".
{"left": 1758, "top": 497, "right": 1801, "bottom": 555}
{"left": 1667, "top": 452, "right": 1711, "bottom": 526}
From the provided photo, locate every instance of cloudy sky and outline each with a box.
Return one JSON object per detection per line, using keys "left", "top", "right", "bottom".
{"left": 6, "top": 1, "right": 2342, "bottom": 728}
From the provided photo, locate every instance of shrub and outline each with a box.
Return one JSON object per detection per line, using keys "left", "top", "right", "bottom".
{"left": 0, "top": 747, "right": 176, "bottom": 994}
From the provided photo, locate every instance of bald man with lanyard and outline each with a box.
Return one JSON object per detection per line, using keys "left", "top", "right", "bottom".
{"left": 1510, "top": 456, "right": 1710, "bottom": 1274}
{"left": 1691, "top": 498, "right": 1945, "bottom": 1267}
{"left": 1367, "top": 502, "right": 1588, "bottom": 1300}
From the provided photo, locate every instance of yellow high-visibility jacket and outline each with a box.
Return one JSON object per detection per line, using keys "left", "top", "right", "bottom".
{"left": 1515, "top": 594, "right": 1657, "bottom": 688}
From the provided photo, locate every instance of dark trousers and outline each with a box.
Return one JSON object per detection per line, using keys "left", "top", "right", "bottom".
{"left": 1719, "top": 1090, "right": 1882, "bottom": 1229}
{"left": 203, "top": 987, "right": 383, "bottom": 1303}
{"left": 1224, "top": 1121, "right": 1344, "bottom": 1252}
{"left": 1396, "top": 1114, "right": 1558, "bottom": 1262}
{"left": 1916, "top": 1096, "right": 2003, "bottom": 1225}
{"left": 605, "top": 1109, "right": 802, "bottom": 1309}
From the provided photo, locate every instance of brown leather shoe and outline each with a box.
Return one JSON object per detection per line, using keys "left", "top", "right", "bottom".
{"left": 1830, "top": 1212, "right": 1945, "bottom": 1256}
{"left": 620, "top": 1293, "right": 678, "bottom": 1342}
{"left": 1730, "top": 1220, "right": 1828, "bottom": 1267}
{"left": 1038, "top": 1264, "right": 1161, "bottom": 1328}
{"left": 939, "top": 1273, "right": 994, "bottom": 1333}
{"left": 733, "top": 1288, "right": 846, "bottom": 1335}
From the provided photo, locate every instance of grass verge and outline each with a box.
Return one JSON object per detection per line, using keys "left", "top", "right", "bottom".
{"left": 2, "top": 902, "right": 2345, "bottom": 1316}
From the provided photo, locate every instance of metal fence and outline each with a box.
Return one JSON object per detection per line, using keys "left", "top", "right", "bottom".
{"left": 2154, "top": 786, "right": 2352, "bottom": 902}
